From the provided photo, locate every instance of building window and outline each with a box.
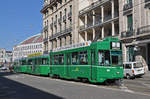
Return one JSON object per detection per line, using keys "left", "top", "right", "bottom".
{"left": 126, "top": 0, "right": 132, "bottom": 4}
{"left": 60, "top": 38, "right": 62, "bottom": 47}
{"left": 126, "top": 46, "right": 135, "bottom": 62}
{"left": 72, "top": 52, "right": 78, "bottom": 65}
{"left": 65, "top": 37, "right": 66, "bottom": 45}
{"left": 69, "top": 35, "right": 72, "bottom": 44}
{"left": 60, "top": 0, "right": 62, "bottom": 5}
{"left": 127, "top": 14, "right": 133, "bottom": 31}
{"left": 79, "top": 51, "right": 88, "bottom": 65}
{"left": 69, "top": 5, "right": 72, "bottom": 26}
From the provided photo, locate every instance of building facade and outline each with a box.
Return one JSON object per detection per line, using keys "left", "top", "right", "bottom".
{"left": 41, "top": 0, "right": 119, "bottom": 53}
{"left": 0, "top": 48, "right": 12, "bottom": 66}
{"left": 0, "top": 48, "right": 6, "bottom": 65}
{"left": 41, "top": 0, "right": 79, "bottom": 53}
{"left": 13, "top": 34, "right": 43, "bottom": 61}
{"left": 79, "top": 0, "right": 119, "bottom": 42}
{"left": 119, "top": 0, "right": 150, "bottom": 71}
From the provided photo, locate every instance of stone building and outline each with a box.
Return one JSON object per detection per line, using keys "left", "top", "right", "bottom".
{"left": 79, "top": 0, "right": 119, "bottom": 42}
{"left": 119, "top": 0, "right": 150, "bottom": 71}
{"left": 0, "top": 48, "right": 6, "bottom": 65}
{"left": 13, "top": 34, "right": 43, "bottom": 61}
{"left": 0, "top": 48, "right": 12, "bottom": 66}
{"left": 41, "top": 0, "right": 119, "bottom": 53}
{"left": 41, "top": 0, "right": 78, "bottom": 53}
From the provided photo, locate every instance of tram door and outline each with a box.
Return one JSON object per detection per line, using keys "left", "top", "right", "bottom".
{"left": 50, "top": 55, "right": 53, "bottom": 74}
{"left": 91, "top": 50, "right": 97, "bottom": 80}
{"left": 66, "top": 54, "right": 71, "bottom": 77}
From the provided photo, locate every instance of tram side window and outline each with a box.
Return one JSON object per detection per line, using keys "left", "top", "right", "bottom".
{"left": 42, "top": 58, "right": 48, "bottom": 65}
{"left": 54, "top": 54, "right": 64, "bottom": 65}
{"left": 72, "top": 52, "right": 78, "bottom": 65}
{"left": 98, "top": 51, "right": 110, "bottom": 66}
{"left": 28, "top": 60, "right": 32, "bottom": 65}
{"left": 54, "top": 55, "right": 59, "bottom": 65}
{"left": 79, "top": 51, "right": 88, "bottom": 65}
{"left": 59, "top": 54, "right": 64, "bottom": 65}
{"left": 21, "top": 60, "right": 26, "bottom": 65}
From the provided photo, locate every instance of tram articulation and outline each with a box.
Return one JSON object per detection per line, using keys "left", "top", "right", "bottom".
{"left": 14, "top": 37, "right": 123, "bottom": 83}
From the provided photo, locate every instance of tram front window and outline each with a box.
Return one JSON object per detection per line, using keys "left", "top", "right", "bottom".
{"left": 111, "top": 51, "right": 122, "bottom": 66}
{"left": 98, "top": 51, "right": 110, "bottom": 66}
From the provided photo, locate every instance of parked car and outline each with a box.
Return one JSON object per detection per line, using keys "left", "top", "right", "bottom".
{"left": 0, "top": 66, "right": 9, "bottom": 71}
{"left": 123, "top": 62, "right": 145, "bottom": 79}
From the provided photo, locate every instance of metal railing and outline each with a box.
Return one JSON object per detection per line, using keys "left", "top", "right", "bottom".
{"left": 43, "top": 51, "right": 49, "bottom": 54}
{"left": 54, "top": 21, "right": 57, "bottom": 27}
{"left": 80, "top": 25, "right": 85, "bottom": 31}
{"left": 137, "top": 25, "right": 150, "bottom": 35}
{"left": 43, "top": 25, "right": 48, "bottom": 31}
{"left": 50, "top": 23, "right": 53, "bottom": 29}
{"left": 79, "top": 0, "right": 110, "bottom": 15}
{"left": 145, "top": 0, "right": 150, "bottom": 3}
{"left": 123, "top": 2, "right": 133, "bottom": 11}
{"left": 49, "top": 27, "right": 72, "bottom": 40}
{"left": 104, "top": 15, "right": 112, "bottom": 22}
{"left": 121, "top": 29, "right": 135, "bottom": 38}
{"left": 43, "top": 38, "right": 48, "bottom": 42}
{"left": 94, "top": 19, "right": 102, "bottom": 26}
{"left": 58, "top": 18, "right": 62, "bottom": 24}
{"left": 41, "top": 0, "right": 58, "bottom": 13}
{"left": 63, "top": 15, "right": 66, "bottom": 22}
{"left": 68, "top": 12, "right": 72, "bottom": 19}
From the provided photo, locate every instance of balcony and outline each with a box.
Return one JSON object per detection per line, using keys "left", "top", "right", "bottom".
{"left": 121, "top": 29, "right": 135, "bottom": 39}
{"left": 43, "top": 51, "right": 49, "bottom": 54}
{"left": 49, "top": 27, "right": 72, "bottom": 40}
{"left": 50, "top": 23, "right": 53, "bottom": 29}
{"left": 145, "top": 0, "right": 150, "bottom": 3}
{"left": 123, "top": 2, "right": 133, "bottom": 15}
{"left": 104, "top": 15, "right": 112, "bottom": 22}
{"left": 95, "top": 19, "right": 102, "bottom": 25}
{"left": 137, "top": 25, "right": 150, "bottom": 36}
{"left": 145, "top": 0, "right": 150, "bottom": 8}
{"left": 54, "top": 21, "right": 57, "bottom": 27}
{"left": 41, "top": 0, "right": 59, "bottom": 13}
{"left": 43, "top": 25, "right": 48, "bottom": 31}
{"left": 63, "top": 15, "right": 66, "bottom": 22}
{"left": 79, "top": 20, "right": 102, "bottom": 32}
{"left": 58, "top": 18, "right": 62, "bottom": 24}
{"left": 43, "top": 38, "right": 48, "bottom": 42}
{"left": 79, "top": 0, "right": 110, "bottom": 16}
{"left": 68, "top": 12, "right": 72, "bottom": 20}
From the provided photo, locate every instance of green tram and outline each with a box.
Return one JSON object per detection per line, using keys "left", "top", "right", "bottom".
{"left": 14, "top": 55, "right": 50, "bottom": 76}
{"left": 14, "top": 37, "right": 123, "bottom": 83}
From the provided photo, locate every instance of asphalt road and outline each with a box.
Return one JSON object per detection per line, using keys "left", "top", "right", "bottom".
{"left": 123, "top": 73, "right": 150, "bottom": 95}
{"left": 0, "top": 72, "right": 150, "bottom": 99}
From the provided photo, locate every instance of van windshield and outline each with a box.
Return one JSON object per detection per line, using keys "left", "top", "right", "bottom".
{"left": 111, "top": 51, "right": 122, "bottom": 66}
{"left": 134, "top": 63, "right": 143, "bottom": 68}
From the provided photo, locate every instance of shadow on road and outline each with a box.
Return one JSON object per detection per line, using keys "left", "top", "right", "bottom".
{"left": 0, "top": 72, "right": 64, "bottom": 99}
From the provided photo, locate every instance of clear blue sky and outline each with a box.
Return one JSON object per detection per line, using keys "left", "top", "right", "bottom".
{"left": 0, "top": 0, "right": 43, "bottom": 51}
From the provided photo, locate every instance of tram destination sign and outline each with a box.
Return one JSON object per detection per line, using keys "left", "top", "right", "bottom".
{"left": 111, "top": 42, "right": 121, "bottom": 50}
{"left": 53, "top": 41, "right": 91, "bottom": 52}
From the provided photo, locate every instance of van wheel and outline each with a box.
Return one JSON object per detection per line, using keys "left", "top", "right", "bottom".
{"left": 126, "top": 74, "right": 131, "bottom": 79}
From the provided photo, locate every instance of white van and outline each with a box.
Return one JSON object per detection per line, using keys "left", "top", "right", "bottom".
{"left": 123, "top": 62, "right": 145, "bottom": 79}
